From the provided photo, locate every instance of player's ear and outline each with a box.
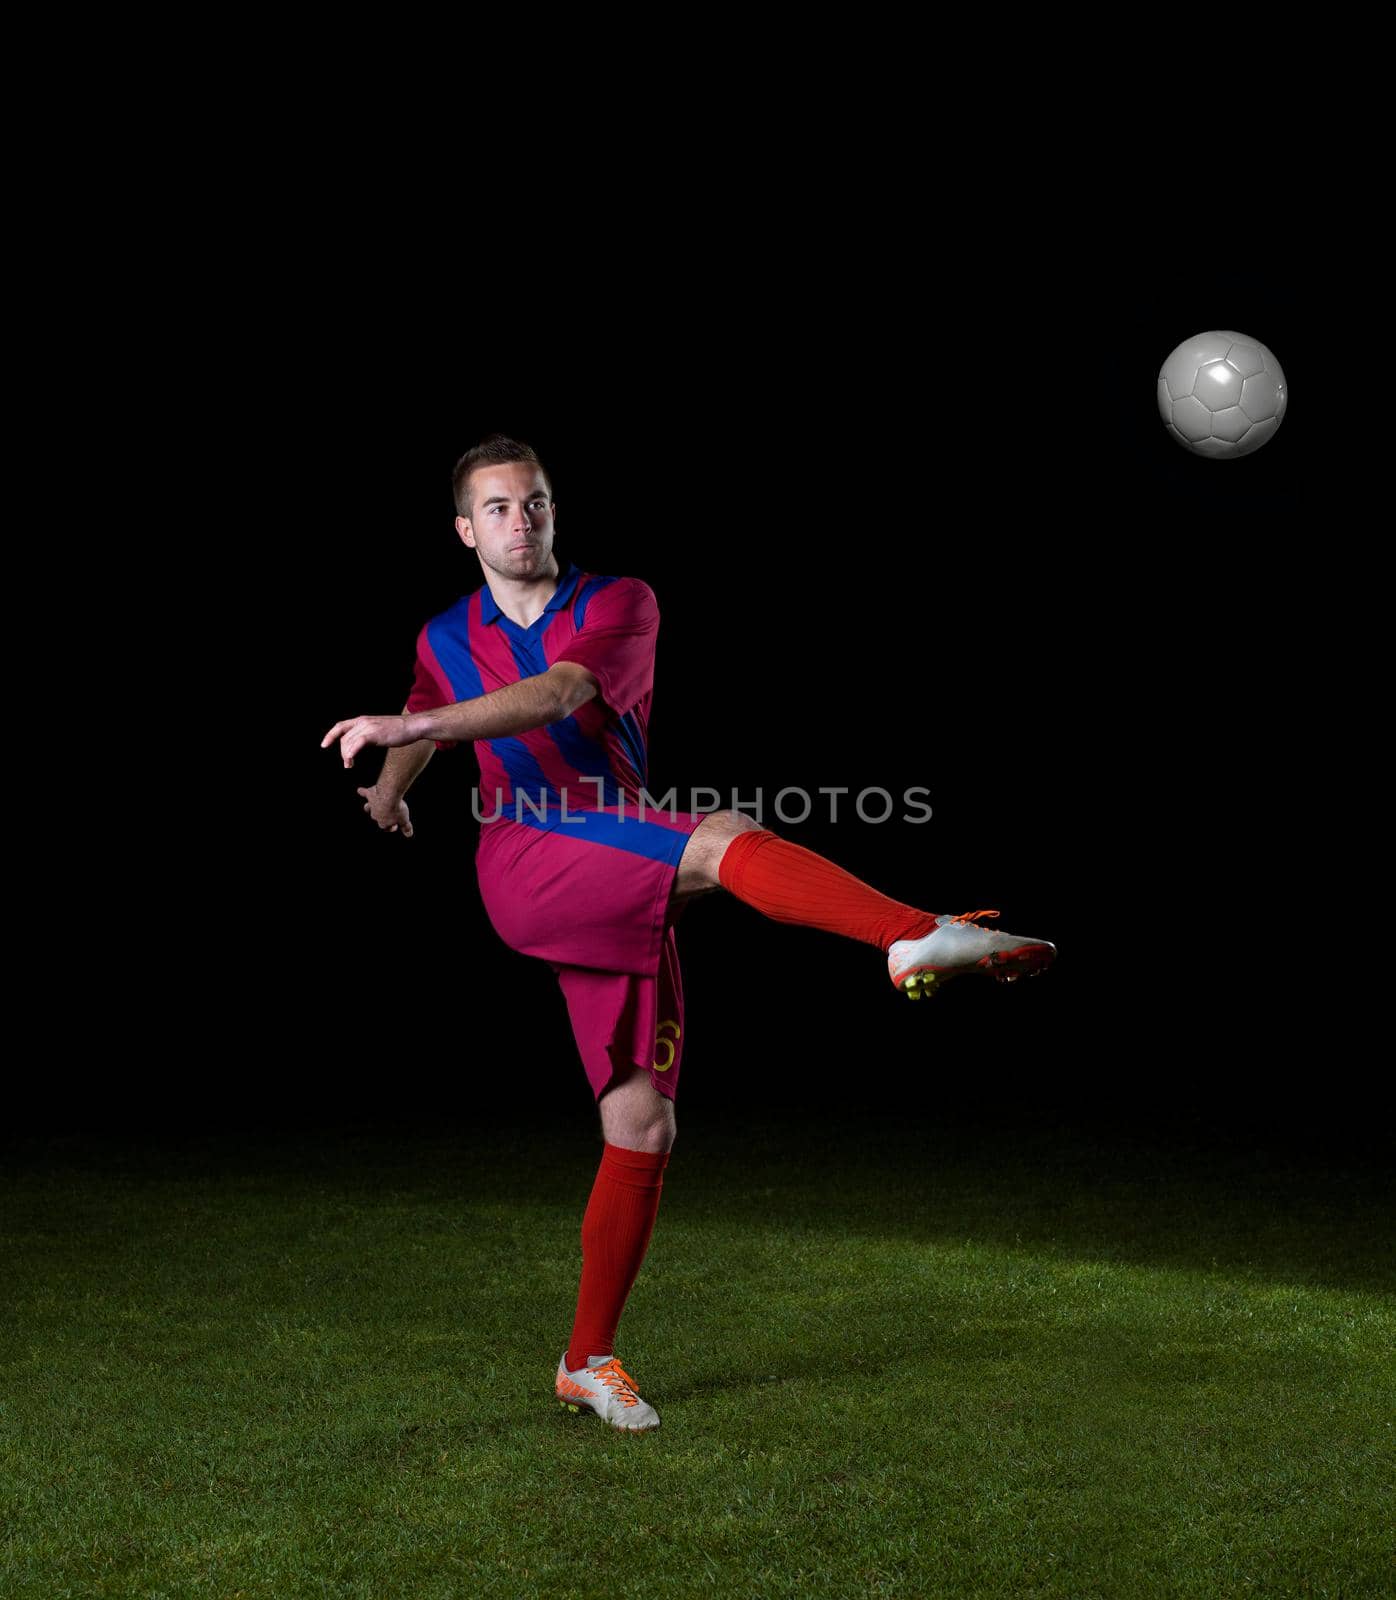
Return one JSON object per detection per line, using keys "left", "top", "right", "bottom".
{"left": 455, "top": 514, "right": 475, "bottom": 548}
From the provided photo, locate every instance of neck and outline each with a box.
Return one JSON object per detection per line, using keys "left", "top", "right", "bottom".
{"left": 484, "top": 556, "right": 564, "bottom": 627}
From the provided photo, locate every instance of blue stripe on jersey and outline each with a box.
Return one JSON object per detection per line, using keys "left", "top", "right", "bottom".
{"left": 573, "top": 573, "right": 620, "bottom": 629}
{"left": 549, "top": 717, "right": 628, "bottom": 804}
{"left": 505, "top": 624, "right": 626, "bottom": 807}
{"left": 428, "top": 599, "right": 510, "bottom": 772}
{"left": 509, "top": 804, "right": 689, "bottom": 864}
{"left": 613, "top": 710, "right": 648, "bottom": 786}
{"left": 427, "top": 604, "right": 484, "bottom": 700}
{"left": 549, "top": 563, "right": 584, "bottom": 613}
{"left": 492, "top": 734, "right": 564, "bottom": 810}
{"left": 502, "top": 626, "right": 548, "bottom": 684}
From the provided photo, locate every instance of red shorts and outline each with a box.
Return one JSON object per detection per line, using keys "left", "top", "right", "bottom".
{"left": 474, "top": 807, "right": 708, "bottom": 1102}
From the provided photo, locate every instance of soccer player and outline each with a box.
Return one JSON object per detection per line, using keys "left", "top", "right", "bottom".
{"left": 321, "top": 435, "right": 1054, "bottom": 1433}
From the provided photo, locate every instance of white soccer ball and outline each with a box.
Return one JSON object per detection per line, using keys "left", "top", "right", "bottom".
{"left": 1157, "top": 331, "right": 1287, "bottom": 458}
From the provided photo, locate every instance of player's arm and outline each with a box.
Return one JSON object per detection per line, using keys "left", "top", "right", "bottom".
{"left": 356, "top": 705, "right": 434, "bottom": 835}
{"left": 322, "top": 664, "right": 600, "bottom": 770}
{"left": 377, "top": 704, "right": 435, "bottom": 793}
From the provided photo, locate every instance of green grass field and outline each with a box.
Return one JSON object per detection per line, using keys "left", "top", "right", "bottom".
{"left": 3, "top": 1113, "right": 1392, "bottom": 1598}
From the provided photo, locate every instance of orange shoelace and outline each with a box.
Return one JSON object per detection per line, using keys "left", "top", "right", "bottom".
{"left": 591, "top": 1358, "right": 640, "bottom": 1406}
{"left": 949, "top": 909, "right": 1000, "bottom": 927}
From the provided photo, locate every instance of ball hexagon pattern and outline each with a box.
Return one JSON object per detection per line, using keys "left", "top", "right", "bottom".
{"left": 1157, "top": 331, "right": 1288, "bottom": 459}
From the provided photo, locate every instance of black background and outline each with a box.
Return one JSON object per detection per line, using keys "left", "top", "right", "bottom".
{"left": 53, "top": 223, "right": 1378, "bottom": 1155}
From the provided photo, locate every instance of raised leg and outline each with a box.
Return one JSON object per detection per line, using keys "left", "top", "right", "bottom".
{"left": 669, "top": 809, "right": 765, "bottom": 907}
{"left": 667, "top": 811, "right": 1054, "bottom": 994}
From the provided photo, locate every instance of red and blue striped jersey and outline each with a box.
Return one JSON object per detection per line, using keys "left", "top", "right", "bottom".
{"left": 405, "top": 562, "right": 662, "bottom": 820}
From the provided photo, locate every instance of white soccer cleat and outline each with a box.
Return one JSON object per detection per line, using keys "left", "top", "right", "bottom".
{"left": 555, "top": 1354, "right": 661, "bottom": 1432}
{"left": 887, "top": 910, "right": 1055, "bottom": 1000}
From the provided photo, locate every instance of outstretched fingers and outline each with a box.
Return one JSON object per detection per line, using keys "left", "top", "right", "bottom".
{"left": 321, "top": 718, "right": 361, "bottom": 767}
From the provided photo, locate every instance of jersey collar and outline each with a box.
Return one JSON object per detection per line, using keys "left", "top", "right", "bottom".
{"left": 479, "top": 561, "right": 582, "bottom": 626}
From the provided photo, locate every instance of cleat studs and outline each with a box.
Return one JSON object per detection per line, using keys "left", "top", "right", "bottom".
{"left": 906, "top": 986, "right": 922, "bottom": 1000}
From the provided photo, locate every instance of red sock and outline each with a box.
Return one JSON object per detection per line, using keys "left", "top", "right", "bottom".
{"left": 565, "top": 1142, "right": 669, "bottom": 1372}
{"left": 716, "top": 829, "right": 939, "bottom": 951}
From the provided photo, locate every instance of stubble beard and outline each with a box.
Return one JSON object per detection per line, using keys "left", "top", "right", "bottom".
{"left": 483, "top": 542, "right": 556, "bottom": 582}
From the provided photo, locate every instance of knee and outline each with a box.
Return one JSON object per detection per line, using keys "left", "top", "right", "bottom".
{"left": 677, "top": 810, "right": 767, "bottom": 898}
{"left": 603, "top": 1113, "right": 676, "bottom": 1155}
{"left": 717, "top": 809, "right": 766, "bottom": 838}
{"left": 636, "top": 1117, "right": 677, "bottom": 1154}
{"left": 598, "top": 1069, "right": 678, "bottom": 1153}
{"left": 705, "top": 809, "right": 770, "bottom": 890}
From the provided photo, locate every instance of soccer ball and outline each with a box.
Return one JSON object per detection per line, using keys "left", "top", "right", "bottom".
{"left": 1157, "top": 331, "right": 1287, "bottom": 458}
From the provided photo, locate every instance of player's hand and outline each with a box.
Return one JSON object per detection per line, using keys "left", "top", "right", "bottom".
{"left": 320, "top": 714, "right": 416, "bottom": 768}
{"left": 358, "top": 785, "right": 413, "bottom": 837}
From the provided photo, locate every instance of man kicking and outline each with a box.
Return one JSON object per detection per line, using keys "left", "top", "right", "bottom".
{"left": 321, "top": 435, "right": 1054, "bottom": 1433}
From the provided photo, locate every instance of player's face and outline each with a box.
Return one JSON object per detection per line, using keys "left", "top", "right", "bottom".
{"left": 457, "top": 464, "right": 556, "bottom": 581}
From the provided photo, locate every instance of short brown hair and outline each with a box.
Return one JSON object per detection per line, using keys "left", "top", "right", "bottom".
{"left": 452, "top": 434, "right": 553, "bottom": 519}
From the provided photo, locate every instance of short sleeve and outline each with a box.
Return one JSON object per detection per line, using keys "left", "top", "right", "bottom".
{"left": 405, "top": 624, "right": 459, "bottom": 751}
{"left": 552, "top": 578, "right": 659, "bottom": 718}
